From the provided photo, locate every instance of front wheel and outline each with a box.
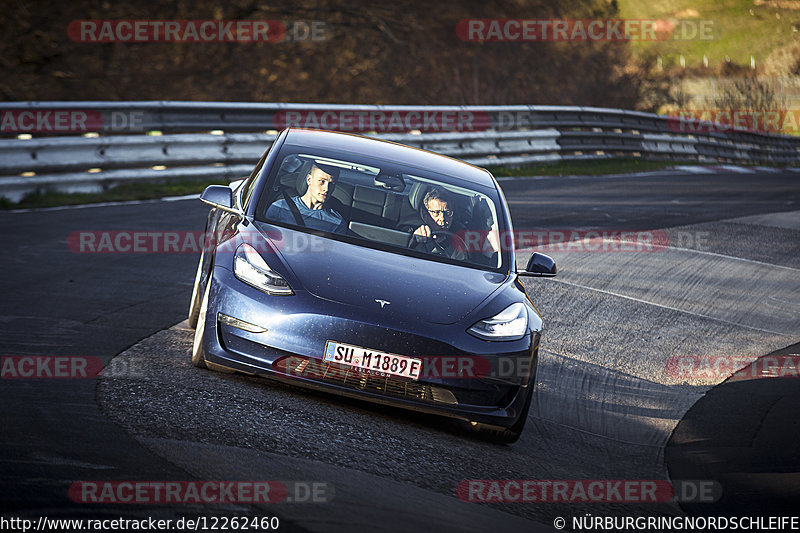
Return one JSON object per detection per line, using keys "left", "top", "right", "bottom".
{"left": 469, "top": 383, "right": 533, "bottom": 444}
{"left": 191, "top": 278, "right": 212, "bottom": 369}
{"left": 187, "top": 249, "right": 206, "bottom": 329}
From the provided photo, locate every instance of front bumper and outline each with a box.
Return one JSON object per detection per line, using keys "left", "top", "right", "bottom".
{"left": 199, "top": 266, "right": 539, "bottom": 428}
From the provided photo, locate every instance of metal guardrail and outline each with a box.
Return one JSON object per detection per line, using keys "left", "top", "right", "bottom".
{"left": 2, "top": 102, "right": 672, "bottom": 134}
{"left": 1, "top": 102, "right": 799, "bottom": 201}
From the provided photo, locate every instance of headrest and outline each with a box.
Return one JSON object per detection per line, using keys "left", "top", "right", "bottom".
{"left": 293, "top": 161, "right": 314, "bottom": 195}
{"left": 407, "top": 182, "right": 431, "bottom": 211}
{"left": 296, "top": 171, "right": 308, "bottom": 196}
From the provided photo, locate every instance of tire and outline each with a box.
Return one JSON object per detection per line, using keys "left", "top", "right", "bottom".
{"left": 191, "top": 278, "right": 212, "bottom": 369}
{"left": 470, "top": 382, "right": 534, "bottom": 444}
{"left": 187, "top": 249, "right": 206, "bottom": 329}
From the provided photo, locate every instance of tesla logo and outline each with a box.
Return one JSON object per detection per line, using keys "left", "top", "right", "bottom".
{"left": 375, "top": 299, "right": 390, "bottom": 308}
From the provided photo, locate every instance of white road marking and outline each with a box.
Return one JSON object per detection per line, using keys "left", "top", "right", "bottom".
{"left": 7, "top": 194, "right": 198, "bottom": 213}
{"left": 650, "top": 243, "right": 800, "bottom": 273}
{"left": 547, "top": 278, "right": 792, "bottom": 336}
{"left": 717, "top": 165, "right": 755, "bottom": 173}
{"left": 674, "top": 165, "right": 714, "bottom": 174}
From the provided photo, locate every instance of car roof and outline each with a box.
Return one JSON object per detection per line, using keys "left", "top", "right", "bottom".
{"left": 283, "top": 128, "right": 496, "bottom": 187}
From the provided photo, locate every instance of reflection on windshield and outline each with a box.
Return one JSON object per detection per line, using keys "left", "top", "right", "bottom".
{"left": 257, "top": 151, "right": 503, "bottom": 270}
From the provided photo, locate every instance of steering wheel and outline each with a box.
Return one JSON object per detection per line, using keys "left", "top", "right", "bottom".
{"left": 410, "top": 229, "right": 468, "bottom": 258}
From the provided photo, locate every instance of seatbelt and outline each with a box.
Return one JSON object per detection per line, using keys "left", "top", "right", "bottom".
{"left": 281, "top": 188, "right": 306, "bottom": 227}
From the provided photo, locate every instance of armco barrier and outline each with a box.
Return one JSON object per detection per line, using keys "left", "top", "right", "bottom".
{"left": 1, "top": 102, "right": 799, "bottom": 201}
{"left": 1, "top": 102, "right": 672, "bottom": 135}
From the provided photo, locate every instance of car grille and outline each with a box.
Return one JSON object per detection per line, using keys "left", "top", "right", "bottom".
{"left": 274, "top": 356, "right": 458, "bottom": 405}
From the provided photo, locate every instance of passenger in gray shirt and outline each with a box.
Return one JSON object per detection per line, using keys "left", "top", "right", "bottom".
{"left": 267, "top": 163, "right": 347, "bottom": 234}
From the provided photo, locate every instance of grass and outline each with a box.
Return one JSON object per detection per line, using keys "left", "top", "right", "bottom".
{"left": 0, "top": 158, "right": 773, "bottom": 209}
{"left": 2, "top": 178, "right": 227, "bottom": 210}
{"left": 485, "top": 158, "right": 702, "bottom": 178}
{"left": 618, "top": 0, "right": 800, "bottom": 69}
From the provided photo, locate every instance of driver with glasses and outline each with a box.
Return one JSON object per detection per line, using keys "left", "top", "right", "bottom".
{"left": 409, "top": 188, "right": 467, "bottom": 260}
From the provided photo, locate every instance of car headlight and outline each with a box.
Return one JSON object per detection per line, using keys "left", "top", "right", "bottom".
{"left": 468, "top": 302, "right": 528, "bottom": 341}
{"left": 233, "top": 243, "right": 293, "bottom": 295}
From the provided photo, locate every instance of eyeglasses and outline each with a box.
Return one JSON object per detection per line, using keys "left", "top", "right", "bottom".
{"left": 427, "top": 209, "right": 453, "bottom": 218}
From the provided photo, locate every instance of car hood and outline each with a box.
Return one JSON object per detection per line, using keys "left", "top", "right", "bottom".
{"left": 255, "top": 223, "right": 507, "bottom": 325}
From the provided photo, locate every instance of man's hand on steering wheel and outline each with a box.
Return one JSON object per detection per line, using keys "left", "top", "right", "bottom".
{"left": 409, "top": 225, "right": 467, "bottom": 258}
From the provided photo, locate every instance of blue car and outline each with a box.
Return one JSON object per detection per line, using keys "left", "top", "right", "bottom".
{"left": 188, "top": 128, "right": 556, "bottom": 443}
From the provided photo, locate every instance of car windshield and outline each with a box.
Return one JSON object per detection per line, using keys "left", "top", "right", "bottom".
{"left": 254, "top": 145, "right": 507, "bottom": 271}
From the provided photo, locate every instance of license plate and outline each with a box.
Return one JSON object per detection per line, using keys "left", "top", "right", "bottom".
{"left": 324, "top": 341, "right": 422, "bottom": 381}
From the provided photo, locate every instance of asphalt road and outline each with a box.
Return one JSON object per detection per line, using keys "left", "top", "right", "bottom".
{"left": 1, "top": 170, "right": 799, "bottom": 531}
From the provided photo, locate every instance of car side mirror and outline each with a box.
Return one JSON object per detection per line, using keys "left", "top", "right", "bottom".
{"left": 519, "top": 252, "right": 557, "bottom": 277}
{"left": 200, "top": 185, "right": 240, "bottom": 215}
